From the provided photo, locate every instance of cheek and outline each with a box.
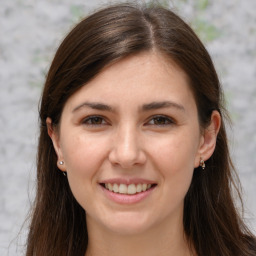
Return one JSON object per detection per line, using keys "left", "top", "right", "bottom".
{"left": 150, "top": 131, "right": 199, "bottom": 173}
{"left": 60, "top": 133, "right": 110, "bottom": 183}
{"left": 149, "top": 130, "right": 200, "bottom": 197}
{"left": 60, "top": 134, "right": 109, "bottom": 208}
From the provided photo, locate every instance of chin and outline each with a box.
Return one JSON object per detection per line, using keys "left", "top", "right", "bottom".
{"left": 108, "top": 223, "right": 151, "bottom": 236}
{"left": 100, "top": 212, "right": 155, "bottom": 236}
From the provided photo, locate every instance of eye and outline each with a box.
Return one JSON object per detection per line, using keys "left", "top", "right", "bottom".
{"left": 82, "top": 116, "right": 107, "bottom": 126}
{"left": 146, "top": 115, "right": 175, "bottom": 126}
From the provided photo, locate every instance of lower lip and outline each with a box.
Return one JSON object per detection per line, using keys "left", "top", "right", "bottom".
{"left": 100, "top": 185, "right": 156, "bottom": 204}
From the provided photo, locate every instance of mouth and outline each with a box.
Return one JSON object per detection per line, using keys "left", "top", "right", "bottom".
{"left": 100, "top": 183, "right": 157, "bottom": 195}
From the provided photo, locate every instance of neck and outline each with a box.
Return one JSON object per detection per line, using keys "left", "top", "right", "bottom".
{"left": 85, "top": 215, "right": 194, "bottom": 256}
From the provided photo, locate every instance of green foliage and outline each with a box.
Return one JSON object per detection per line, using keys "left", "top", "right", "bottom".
{"left": 146, "top": 0, "right": 170, "bottom": 9}
{"left": 29, "top": 79, "right": 44, "bottom": 89}
{"left": 196, "top": 0, "right": 209, "bottom": 11}
{"left": 223, "top": 90, "right": 241, "bottom": 122}
{"left": 70, "top": 5, "right": 84, "bottom": 22}
{"left": 192, "top": 18, "right": 221, "bottom": 42}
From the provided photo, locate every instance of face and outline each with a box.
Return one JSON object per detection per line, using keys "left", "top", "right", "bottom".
{"left": 49, "top": 52, "right": 211, "bottom": 236}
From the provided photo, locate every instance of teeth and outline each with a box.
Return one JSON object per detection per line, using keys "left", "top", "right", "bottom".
{"left": 127, "top": 184, "right": 136, "bottom": 195}
{"left": 119, "top": 184, "right": 127, "bottom": 194}
{"left": 113, "top": 183, "right": 118, "bottom": 193}
{"left": 136, "top": 184, "right": 142, "bottom": 193}
{"left": 105, "top": 183, "right": 153, "bottom": 194}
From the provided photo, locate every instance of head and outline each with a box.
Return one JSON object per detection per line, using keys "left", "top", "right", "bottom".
{"left": 29, "top": 3, "right": 243, "bottom": 256}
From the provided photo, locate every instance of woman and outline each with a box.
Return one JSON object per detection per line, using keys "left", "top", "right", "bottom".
{"left": 25, "top": 3, "right": 256, "bottom": 256}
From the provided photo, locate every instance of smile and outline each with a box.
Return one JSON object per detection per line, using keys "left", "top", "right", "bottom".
{"left": 103, "top": 183, "right": 155, "bottom": 195}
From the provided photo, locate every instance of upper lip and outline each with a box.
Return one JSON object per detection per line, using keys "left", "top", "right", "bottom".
{"left": 99, "top": 178, "right": 157, "bottom": 185}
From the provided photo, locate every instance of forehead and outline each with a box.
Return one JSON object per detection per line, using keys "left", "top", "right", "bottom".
{"left": 63, "top": 52, "right": 195, "bottom": 112}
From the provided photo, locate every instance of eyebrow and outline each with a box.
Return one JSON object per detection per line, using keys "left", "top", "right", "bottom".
{"left": 141, "top": 101, "right": 185, "bottom": 112}
{"left": 72, "top": 101, "right": 185, "bottom": 113}
{"left": 72, "top": 102, "right": 114, "bottom": 112}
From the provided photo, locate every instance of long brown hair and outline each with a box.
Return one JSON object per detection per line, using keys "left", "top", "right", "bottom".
{"left": 26, "top": 3, "right": 256, "bottom": 256}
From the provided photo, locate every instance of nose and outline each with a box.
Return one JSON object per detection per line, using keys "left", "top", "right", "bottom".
{"left": 108, "top": 125, "right": 146, "bottom": 169}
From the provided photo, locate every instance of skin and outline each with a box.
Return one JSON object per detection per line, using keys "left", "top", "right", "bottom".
{"left": 47, "top": 52, "right": 220, "bottom": 256}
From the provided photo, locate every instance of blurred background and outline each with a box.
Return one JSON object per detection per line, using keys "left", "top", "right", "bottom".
{"left": 0, "top": 0, "right": 255, "bottom": 255}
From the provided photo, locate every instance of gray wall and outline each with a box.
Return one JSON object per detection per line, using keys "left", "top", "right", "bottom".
{"left": 0, "top": 0, "right": 255, "bottom": 255}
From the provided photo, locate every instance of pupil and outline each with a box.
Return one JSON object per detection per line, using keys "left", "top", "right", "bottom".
{"left": 155, "top": 117, "right": 165, "bottom": 124}
{"left": 93, "top": 117, "right": 102, "bottom": 124}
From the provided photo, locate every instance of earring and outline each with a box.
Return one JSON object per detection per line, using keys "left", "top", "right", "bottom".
{"left": 58, "top": 161, "right": 66, "bottom": 176}
{"left": 199, "top": 158, "right": 205, "bottom": 170}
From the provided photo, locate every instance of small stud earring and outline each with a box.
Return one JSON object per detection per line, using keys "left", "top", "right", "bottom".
{"left": 200, "top": 158, "right": 205, "bottom": 170}
{"left": 58, "top": 161, "right": 67, "bottom": 176}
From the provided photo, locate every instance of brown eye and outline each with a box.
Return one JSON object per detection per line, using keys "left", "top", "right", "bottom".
{"left": 153, "top": 117, "right": 168, "bottom": 125}
{"left": 147, "top": 115, "right": 174, "bottom": 126}
{"left": 83, "top": 116, "right": 106, "bottom": 126}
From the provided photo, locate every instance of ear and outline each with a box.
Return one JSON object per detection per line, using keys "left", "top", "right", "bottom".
{"left": 194, "top": 110, "right": 221, "bottom": 168}
{"left": 46, "top": 117, "right": 66, "bottom": 171}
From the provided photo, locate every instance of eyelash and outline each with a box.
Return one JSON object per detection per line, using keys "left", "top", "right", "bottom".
{"left": 81, "top": 115, "right": 175, "bottom": 127}
{"left": 82, "top": 116, "right": 107, "bottom": 126}
{"left": 145, "top": 115, "right": 175, "bottom": 126}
